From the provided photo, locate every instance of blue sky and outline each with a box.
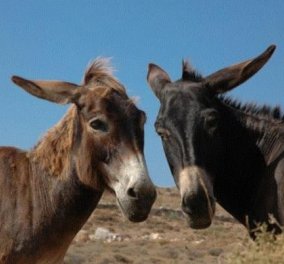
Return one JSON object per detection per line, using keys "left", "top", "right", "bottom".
{"left": 0, "top": 1, "right": 283, "bottom": 186}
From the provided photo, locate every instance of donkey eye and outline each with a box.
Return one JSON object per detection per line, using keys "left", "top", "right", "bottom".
{"left": 201, "top": 109, "right": 219, "bottom": 134}
{"left": 156, "top": 127, "right": 170, "bottom": 141}
{"left": 205, "top": 116, "right": 217, "bottom": 127}
{"left": 90, "top": 119, "right": 108, "bottom": 132}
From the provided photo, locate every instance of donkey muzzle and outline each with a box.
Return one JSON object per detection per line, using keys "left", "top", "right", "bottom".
{"left": 179, "top": 166, "right": 216, "bottom": 229}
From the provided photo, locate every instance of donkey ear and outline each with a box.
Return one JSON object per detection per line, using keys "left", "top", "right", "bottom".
{"left": 204, "top": 45, "right": 276, "bottom": 94}
{"left": 11, "top": 76, "right": 83, "bottom": 105}
{"left": 147, "top": 63, "right": 171, "bottom": 99}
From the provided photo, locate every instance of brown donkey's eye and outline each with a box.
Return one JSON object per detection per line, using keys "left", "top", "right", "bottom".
{"left": 90, "top": 119, "right": 108, "bottom": 132}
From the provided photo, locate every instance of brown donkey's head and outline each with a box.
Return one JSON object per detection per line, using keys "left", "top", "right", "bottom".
{"left": 12, "top": 59, "right": 156, "bottom": 222}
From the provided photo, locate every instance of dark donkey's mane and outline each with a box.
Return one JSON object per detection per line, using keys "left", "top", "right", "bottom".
{"left": 221, "top": 97, "right": 284, "bottom": 123}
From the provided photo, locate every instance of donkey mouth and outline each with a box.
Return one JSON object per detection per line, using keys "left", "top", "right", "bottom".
{"left": 183, "top": 211, "right": 212, "bottom": 229}
{"left": 116, "top": 198, "right": 152, "bottom": 222}
{"left": 127, "top": 211, "right": 149, "bottom": 222}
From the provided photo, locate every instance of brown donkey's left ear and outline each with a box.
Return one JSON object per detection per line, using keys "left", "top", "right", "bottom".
{"left": 147, "top": 63, "right": 171, "bottom": 99}
{"left": 11, "top": 76, "right": 84, "bottom": 105}
{"left": 204, "top": 45, "right": 276, "bottom": 94}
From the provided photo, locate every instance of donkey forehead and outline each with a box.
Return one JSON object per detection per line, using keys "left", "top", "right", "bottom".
{"left": 160, "top": 84, "right": 207, "bottom": 113}
{"left": 156, "top": 87, "right": 213, "bottom": 130}
{"left": 163, "top": 80, "right": 206, "bottom": 101}
{"left": 81, "top": 88, "right": 140, "bottom": 118}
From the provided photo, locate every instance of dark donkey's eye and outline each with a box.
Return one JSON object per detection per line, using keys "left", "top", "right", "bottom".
{"left": 200, "top": 109, "right": 219, "bottom": 135}
{"left": 89, "top": 118, "right": 109, "bottom": 132}
{"left": 156, "top": 126, "right": 171, "bottom": 141}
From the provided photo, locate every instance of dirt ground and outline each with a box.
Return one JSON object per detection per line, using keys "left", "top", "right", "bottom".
{"left": 65, "top": 187, "right": 248, "bottom": 264}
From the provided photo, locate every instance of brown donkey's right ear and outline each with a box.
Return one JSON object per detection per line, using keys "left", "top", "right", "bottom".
{"left": 204, "top": 45, "right": 276, "bottom": 94}
{"left": 147, "top": 63, "right": 171, "bottom": 99}
{"left": 11, "top": 76, "right": 83, "bottom": 105}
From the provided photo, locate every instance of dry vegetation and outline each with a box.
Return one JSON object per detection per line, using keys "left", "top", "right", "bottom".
{"left": 226, "top": 224, "right": 284, "bottom": 264}
{"left": 65, "top": 187, "right": 284, "bottom": 264}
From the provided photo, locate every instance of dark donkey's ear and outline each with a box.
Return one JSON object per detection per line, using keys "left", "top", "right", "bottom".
{"left": 204, "top": 45, "right": 276, "bottom": 94}
{"left": 11, "top": 76, "right": 84, "bottom": 105}
{"left": 147, "top": 63, "right": 171, "bottom": 99}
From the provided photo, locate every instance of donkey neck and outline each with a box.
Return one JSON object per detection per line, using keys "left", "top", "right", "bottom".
{"left": 212, "top": 100, "right": 271, "bottom": 223}
{"left": 30, "top": 106, "right": 78, "bottom": 179}
{"left": 21, "top": 106, "right": 103, "bottom": 259}
{"left": 214, "top": 99, "right": 284, "bottom": 229}
{"left": 238, "top": 111, "right": 284, "bottom": 166}
{"left": 221, "top": 98, "right": 284, "bottom": 165}
{"left": 29, "top": 105, "right": 103, "bottom": 225}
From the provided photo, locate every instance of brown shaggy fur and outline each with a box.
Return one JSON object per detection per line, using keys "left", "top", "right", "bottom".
{"left": 29, "top": 58, "right": 128, "bottom": 180}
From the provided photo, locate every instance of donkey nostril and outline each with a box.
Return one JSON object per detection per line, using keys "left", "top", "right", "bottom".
{"left": 127, "top": 188, "right": 138, "bottom": 199}
{"left": 182, "top": 196, "right": 193, "bottom": 215}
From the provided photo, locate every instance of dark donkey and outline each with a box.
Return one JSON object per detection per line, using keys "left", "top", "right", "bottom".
{"left": 147, "top": 45, "right": 284, "bottom": 237}
{"left": 0, "top": 59, "right": 156, "bottom": 263}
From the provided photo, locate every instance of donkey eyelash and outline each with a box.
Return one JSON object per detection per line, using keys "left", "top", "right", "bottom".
{"left": 156, "top": 127, "right": 171, "bottom": 140}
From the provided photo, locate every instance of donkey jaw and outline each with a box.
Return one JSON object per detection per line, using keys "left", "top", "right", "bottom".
{"left": 184, "top": 212, "right": 213, "bottom": 229}
{"left": 116, "top": 197, "right": 153, "bottom": 222}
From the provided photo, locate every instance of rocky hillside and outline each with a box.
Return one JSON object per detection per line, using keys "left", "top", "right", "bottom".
{"left": 64, "top": 187, "right": 252, "bottom": 263}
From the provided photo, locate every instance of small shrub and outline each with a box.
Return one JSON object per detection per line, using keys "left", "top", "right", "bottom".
{"left": 226, "top": 223, "right": 284, "bottom": 264}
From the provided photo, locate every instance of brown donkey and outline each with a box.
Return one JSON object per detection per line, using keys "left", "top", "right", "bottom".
{"left": 0, "top": 59, "right": 156, "bottom": 263}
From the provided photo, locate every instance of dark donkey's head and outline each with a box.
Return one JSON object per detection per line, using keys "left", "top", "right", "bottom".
{"left": 12, "top": 59, "right": 156, "bottom": 222}
{"left": 147, "top": 45, "right": 276, "bottom": 228}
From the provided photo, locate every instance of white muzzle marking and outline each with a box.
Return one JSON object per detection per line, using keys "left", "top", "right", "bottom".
{"left": 179, "top": 166, "right": 215, "bottom": 219}
{"left": 111, "top": 152, "right": 152, "bottom": 197}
